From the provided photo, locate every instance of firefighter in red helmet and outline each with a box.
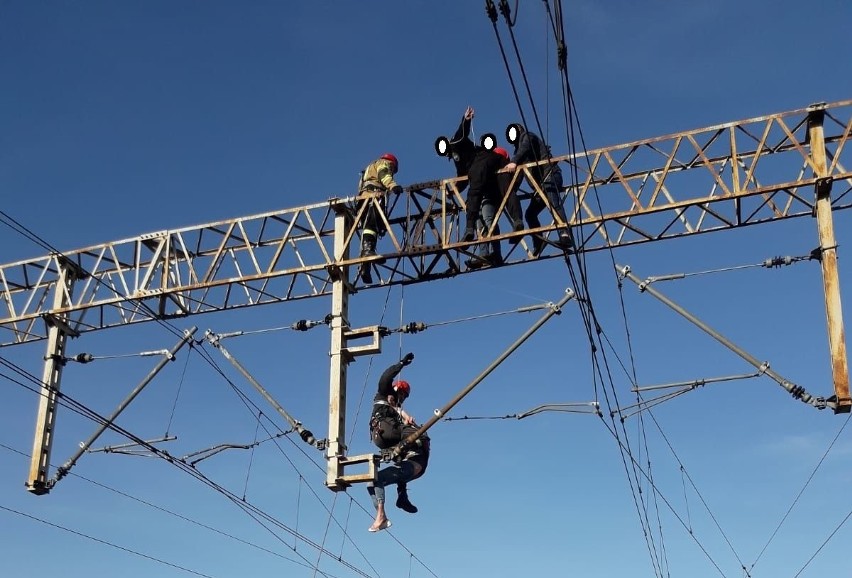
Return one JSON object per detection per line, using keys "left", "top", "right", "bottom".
{"left": 357, "top": 153, "right": 403, "bottom": 284}
{"left": 368, "top": 352, "right": 421, "bottom": 521}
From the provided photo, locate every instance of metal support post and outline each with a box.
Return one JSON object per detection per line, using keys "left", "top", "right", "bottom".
{"left": 327, "top": 205, "right": 352, "bottom": 490}
{"left": 618, "top": 264, "right": 829, "bottom": 410}
{"left": 50, "top": 327, "right": 197, "bottom": 488}
{"left": 27, "top": 259, "right": 81, "bottom": 495}
{"left": 808, "top": 105, "right": 851, "bottom": 413}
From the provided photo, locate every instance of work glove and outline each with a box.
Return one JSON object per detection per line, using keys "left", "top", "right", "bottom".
{"left": 401, "top": 352, "right": 415, "bottom": 366}
{"left": 390, "top": 185, "right": 403, "bottom": 196}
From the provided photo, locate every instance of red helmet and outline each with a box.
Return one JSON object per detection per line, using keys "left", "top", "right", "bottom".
{"left": 493, "top": 147, "right": 510, "bottom": 160}
{"left": 380, "top": 153, "right": 399, "bottom": 172}
{"left": 392, "top": 380, "right": 410, "bottom": 397}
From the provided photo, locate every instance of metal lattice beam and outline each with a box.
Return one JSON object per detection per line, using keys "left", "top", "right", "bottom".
{"left": 2, "top": 100, "right": 851, "bottom": 346}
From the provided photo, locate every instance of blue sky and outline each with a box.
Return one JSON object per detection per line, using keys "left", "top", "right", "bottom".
{"left": 2, "top": 2, "right": 852, "bottom": 577}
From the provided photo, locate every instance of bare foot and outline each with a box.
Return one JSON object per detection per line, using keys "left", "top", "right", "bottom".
{"left": 368, "top": 519, "right": 392, "bottom": 532}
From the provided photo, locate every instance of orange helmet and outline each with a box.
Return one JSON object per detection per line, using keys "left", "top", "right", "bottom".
{"left": 380, "top": 153, "right": 399, "bottom": 172}
{"left": 393, "top": 380, "right": 410, "bottom": 397}
{"left": 493, "top": 147, "right": 510, "bottom": 160}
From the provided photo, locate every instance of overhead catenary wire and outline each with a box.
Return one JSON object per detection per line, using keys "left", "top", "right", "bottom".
{"left": 383, "top": 300, "right": 556, "bottom": 335}
{"left": 792, "top": 505, "right": 852, "bottom": 578}
{"left": 0, "top": 504, "right": 221, "bottom": 578}
{"left": 613, "top": 373, "right": 763, "bottom": 420}
{"left": 165, "top": 341, "right": 195, "bottom": 437}
{"left": 751, "top": 411, "right": 852, "bottom": 575}
{"left": 0, "top": 442, "right": 348, "bottom": 577}
{"left": 190, "top": 341, "right": 439, "bottom": 577}
{"left": 442, "top": 402, "right": 600, "bottom": 421}
{"left": 643, "top": 409, "right": 751, "bottom": 575}
{"left": 538, "top": 2, "right": 674, "bottom": 574}
{"left": 597, "top": 416, "right": 731, "bottom": 578}
{"left": 486, "top": 2, "right": 665, "bottom": 571}
{"left": 214, "top": 316, "right": 333, "bottom": 340}
{"left": 88, "top": 436, "right": 177, "bottom": 455}
{"left": 204, "top": 329, "right": 325, "bottom": 450}
{"left": 618, "top": 263, "right": 831, "bottom": 410}
{"left": 395, "top": 289, "right": 575, "bottom": 452}
{"left": 0, "top": 358, "right": 374, "bottom": 578}
{"left": 50, "top": 327, "right": 198, "bottom": 488}
{"left": 639, "top": 251, "right": 823, "bottom": 287}
{"left": 5, "top": 368, "right": 352, "bottom": 578}
{"left": 189, "top": 341, "right": 438, "bottom": 576}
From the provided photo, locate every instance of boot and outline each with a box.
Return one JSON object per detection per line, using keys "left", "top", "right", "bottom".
{"left": 396, "top": 485, "right": 418, "bottom": 514}
{"left": 466, "top": 253, "right": 500, "bottom": 270}
{"left": 465, "top": 255, "right": 489, "bottom": 270}
{"left": 359, "top": 263, "right": 373, "bottom": 284}
{"left": 359, "top": 234, "right": 385, "bottom": 264}
{"left": 558, "top": 229, "right": 575, "bottom": 251}
{"left": 462, "top": 227, "right": 476, "bottom": 242}
{"left": 508, "top": 221, "right": 524, "bottom": 245}
{"left": 532, "top": 235, "right": 546, "bottom": 257}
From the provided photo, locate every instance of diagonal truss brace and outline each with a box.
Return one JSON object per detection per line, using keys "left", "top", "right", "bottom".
{"left": 2, "top": 100, "right": 852, "bottom": 346}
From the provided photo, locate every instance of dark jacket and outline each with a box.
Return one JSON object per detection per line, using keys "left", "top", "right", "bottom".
{"left": 449, "top": 115, "right": 477, "bottom": 178}
{"left": 468, "top": 148, "right": 510, "bottom": 202}
{"left": 511, "top": 131, "right": 561, "bottom": 185}
{"left": 374, "top": 361, "right": 404, "bottom": 405}
{"left": 370, "top": 361, "right": 406, "bottom": 449}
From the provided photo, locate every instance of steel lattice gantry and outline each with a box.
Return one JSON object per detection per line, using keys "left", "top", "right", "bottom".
{"left": 4, "top": 101, "right": 852, "bottom": 492}
{"left": 3, "top": 101, "right": 851, "bottom": 345}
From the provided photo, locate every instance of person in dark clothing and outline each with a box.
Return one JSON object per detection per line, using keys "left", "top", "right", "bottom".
{"left": 445, "top": 106, "right": 478, "bottom": 185}
{"left": 502, "top": 124, "right": 573, "bottom": 256}
{"left": 437, "top": 107, "right": 518, "bottom": 269}
{"left": 464, "top": 146, "right": 512, "bottom": 270}
{"left": 369, "top": 352, "right": 419, "bottom": 515}
{"left": 367, "top": 423, "right": 430, "bottom": 532}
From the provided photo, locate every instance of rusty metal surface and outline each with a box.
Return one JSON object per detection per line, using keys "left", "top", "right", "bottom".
{"left": 2, "top": 100, "right": 851, "bottom": 346}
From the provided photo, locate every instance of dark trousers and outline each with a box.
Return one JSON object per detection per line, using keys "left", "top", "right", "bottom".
{"left": 360, "top": 194, "right": 386, "bottom": 238}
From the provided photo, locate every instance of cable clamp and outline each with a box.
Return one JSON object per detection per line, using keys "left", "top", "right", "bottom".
{"left": 402, "top": 321, "right": 427, "bottom": 334}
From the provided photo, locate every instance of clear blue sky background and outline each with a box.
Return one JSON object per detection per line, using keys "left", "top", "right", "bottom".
{"left": 2, "top": 2, "right": 852, "bottom": 577}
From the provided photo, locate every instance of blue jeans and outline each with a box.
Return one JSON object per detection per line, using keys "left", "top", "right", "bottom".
{"left": 367, "top": 460, "right": 418, "bottom": 506}
{"left": 474, "top": 200, "right": 501, "bottom": 259}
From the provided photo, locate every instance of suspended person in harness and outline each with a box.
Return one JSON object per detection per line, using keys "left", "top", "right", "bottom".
{"left": 369, "top": 352, "right": 419, "bottom": 515}
{"left": 357, "top": 153, "right": 403, "bottom": 284}
{"left": 367, "top": 423, "right": 430, "bottom": 532}
{"left": 501, "top": 124, "right": 574, "bottom": 256}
